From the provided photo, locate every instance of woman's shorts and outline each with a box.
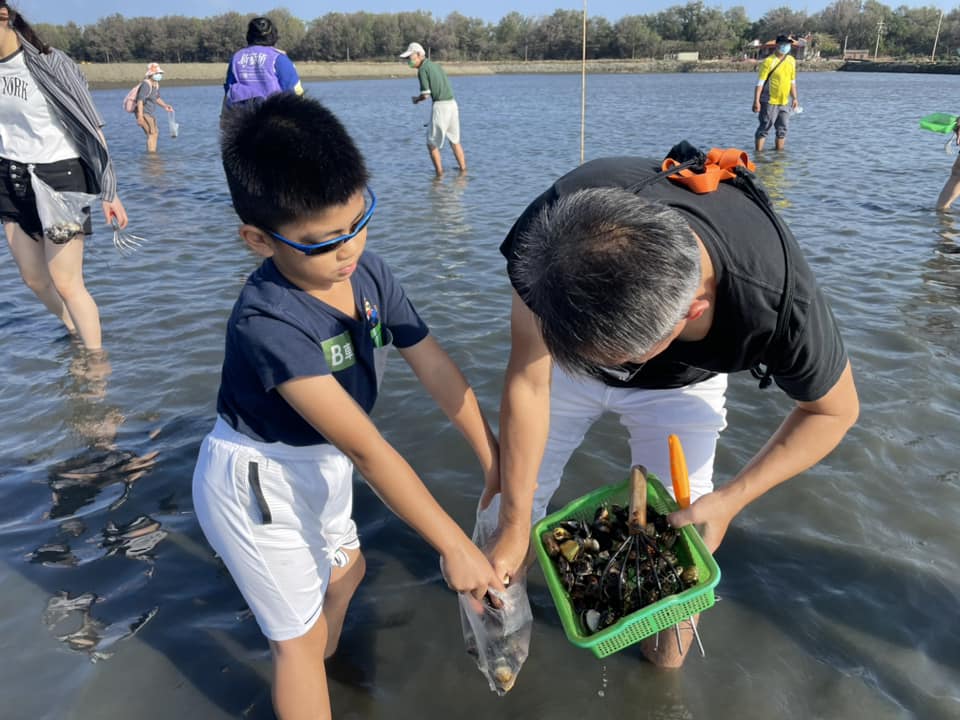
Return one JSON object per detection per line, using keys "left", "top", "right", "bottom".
{"left": 0, "top": 156, "right": 93, "bottom": 241}
{"left": 139, "top": 114, "right": 158, "bottom": 136}
{"left": 192, "top": 417, "right": 361, "bottom": 641}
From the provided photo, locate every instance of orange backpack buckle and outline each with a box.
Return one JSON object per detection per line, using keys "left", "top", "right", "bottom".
{"left": 662, "top": 147, "right": 756, "bottom": 194}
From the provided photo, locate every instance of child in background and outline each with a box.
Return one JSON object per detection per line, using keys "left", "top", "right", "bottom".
{"left": 192, "top": 93, "right": 503, "bottom": 720}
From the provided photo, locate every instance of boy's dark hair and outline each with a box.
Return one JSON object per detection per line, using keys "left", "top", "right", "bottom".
{"left": 247, "top": 17, "right": 278, "bottom": 46}
{"left": 221, "top": 93, "right": 369, "bottom": 232}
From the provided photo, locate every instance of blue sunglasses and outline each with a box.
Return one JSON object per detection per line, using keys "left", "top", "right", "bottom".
{"left": 268, "top": 187, "right": 377, "bottom": 255}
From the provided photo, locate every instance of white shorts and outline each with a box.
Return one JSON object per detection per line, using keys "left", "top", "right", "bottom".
{"left": 192, "top": 417, "right": 360, "bottom": 641}
{"left": 427, "top": 99, "right": 460, "bottom": 148}
{"left": 531, "top": 367, "right": 728, "bottom": 521}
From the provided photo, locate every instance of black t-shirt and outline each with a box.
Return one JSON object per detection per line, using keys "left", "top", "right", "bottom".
{"left": 499, "top": 156, "right": 847, "bottom": 402}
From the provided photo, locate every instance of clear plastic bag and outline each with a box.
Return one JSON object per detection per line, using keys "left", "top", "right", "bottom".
{"left": 27, "top": 165, "right": 98, "bottom": 244}
{"left": 167, "top": 110, "right": 179, "bottom": 138}
{"left": 458, "top": 495, "right": 532, "bottom": 696}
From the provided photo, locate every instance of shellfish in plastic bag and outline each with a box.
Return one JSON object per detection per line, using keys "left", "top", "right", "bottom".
{"left": 458, "top": 495, "right": 532, "bottom": 695}
{"left": 26, "top": 165, "right": 97, "bottom": 244}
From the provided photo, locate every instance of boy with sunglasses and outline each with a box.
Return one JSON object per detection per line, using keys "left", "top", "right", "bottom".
{"left": 192, "top": 94, "right": 503, "bottom": 720}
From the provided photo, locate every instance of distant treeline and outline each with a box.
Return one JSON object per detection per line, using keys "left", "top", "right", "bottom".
{"left": 35, "top": 1, "right": 960, "bottom": 64}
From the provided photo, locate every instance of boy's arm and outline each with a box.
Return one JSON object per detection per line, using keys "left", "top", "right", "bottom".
{"left": 278, "top": 374, "right": 504, "bottom": 599}
{"left": 397, "top": 334, "right": 499, "bottom": 493}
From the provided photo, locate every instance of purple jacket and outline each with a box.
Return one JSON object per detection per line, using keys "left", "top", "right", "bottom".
{"left": 226, "top": 46, "right": 285, "bottom": 106}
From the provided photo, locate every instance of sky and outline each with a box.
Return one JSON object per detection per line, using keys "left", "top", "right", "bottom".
{"left": 15, "top": 0, "right": 952, "bottom": 27}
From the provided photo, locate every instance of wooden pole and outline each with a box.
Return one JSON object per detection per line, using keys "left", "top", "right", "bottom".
{"left": 580, "top": 0, "right": 587, "bottom": 165}
{"left": 932, "top": 10, "right": 944, "bottom": 62}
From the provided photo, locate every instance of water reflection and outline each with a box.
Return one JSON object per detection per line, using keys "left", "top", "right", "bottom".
{"left": 46, "top": 447, "right": 159, "bottom": 519}
{"left": 142, "top": 152, "right": 167, "bottom": 181}
{"left": 61, "top": 350, "right": 124, "bottom": 448}
{"left": 428, "top": 171, "right": 470, "bottom": 238}
{"left": 43, "top": 589, "right": 159, "bottom": 661}
{"left": 753, "top": 155, "right": 791, "bottom": 210}
{"left": 101, "top": 514, "right": 168, "bottom": 561}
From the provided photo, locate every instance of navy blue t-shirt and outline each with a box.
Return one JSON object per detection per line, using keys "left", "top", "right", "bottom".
{"left": 217, "top": 252, "right": 430, "bottom": 446}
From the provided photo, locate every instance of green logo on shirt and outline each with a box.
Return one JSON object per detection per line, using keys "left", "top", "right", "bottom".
{"left": 321, "top": 331, "right": 356, "bottom": 371}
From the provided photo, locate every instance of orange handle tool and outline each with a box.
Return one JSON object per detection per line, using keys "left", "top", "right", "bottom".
{"left": 668, "top": 434, "right": 690, "bottom": 510}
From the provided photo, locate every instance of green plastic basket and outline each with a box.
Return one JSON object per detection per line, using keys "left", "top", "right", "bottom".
{"left": 532, "top": 474, "right": 721, "bottom": 658}
{"left": 919, "top": 113, "right": 958, "bottom": 134}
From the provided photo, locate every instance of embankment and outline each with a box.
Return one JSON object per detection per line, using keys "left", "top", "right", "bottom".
{"left": 81, "top": 58, "right": 844, "bottom": 88}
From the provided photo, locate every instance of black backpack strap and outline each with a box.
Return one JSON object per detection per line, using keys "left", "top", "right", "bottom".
{"left": 628, "top": 147, "right": 796, "bottom": 390}
{"left": 732, "top": 167, "right": 795, "bottom": 389}
{"left": 625, "top": 142, "right": 706, "bottom": 194}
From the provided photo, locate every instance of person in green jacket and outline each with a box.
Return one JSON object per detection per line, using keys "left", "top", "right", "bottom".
{"left": 400, "top": 42, "right": 466, "bottom": 177}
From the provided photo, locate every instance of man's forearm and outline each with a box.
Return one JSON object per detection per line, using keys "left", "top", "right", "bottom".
{"left": 498, "top": 372, "right": 550, "bottom": 530}
{"left": 719, "top": 399, "right": 856, "bottom": 513}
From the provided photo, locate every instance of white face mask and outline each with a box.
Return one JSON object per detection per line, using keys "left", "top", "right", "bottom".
{"left": 153, "top": 73, "right": 164, "bottom": 81}
{"left": 779, "top": 44, "right": 791, "bottom": 54}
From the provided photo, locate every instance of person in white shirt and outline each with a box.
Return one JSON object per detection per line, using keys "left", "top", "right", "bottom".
{"left": 0, "top": 1, "right": 128, "bottom": 352}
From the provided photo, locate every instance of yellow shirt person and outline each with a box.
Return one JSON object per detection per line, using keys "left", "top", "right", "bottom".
{"left": 757, "top": 53, "right": 796, "bottom": 105}
{"left": 752, "top": 34, "right": 800, "bottom": 152}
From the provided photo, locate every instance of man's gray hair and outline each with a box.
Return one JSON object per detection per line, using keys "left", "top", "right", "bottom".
{"left": 515, "top": 186, "right": 701, "bottom": 375}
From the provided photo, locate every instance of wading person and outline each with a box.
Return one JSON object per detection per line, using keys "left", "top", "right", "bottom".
{"left": 937, "top": 118, "right": 960, "bottom": 210}
{"left": 222, "top": 16, "right": 303, "bottom": 114}
{"left": 753, "top": 35, "right": 799, "bottom": 152}
{"left": 487, "top": 152, "right": 858, "bottom": 668}
{"left": 0, "top": 1, "right": 128, "bottom": 351}
{"left": 192, "top": 94, "right": 503, "bottom": 720}
{"left": 134, "top": 62, "right": 173, "bottom": 153}
{"left": 400, "top": 41, "right": 466, "bottom": 177}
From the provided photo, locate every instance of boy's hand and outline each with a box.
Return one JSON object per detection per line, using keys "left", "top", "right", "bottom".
{"left": 440, "top": 538, "right": 505, "bottom": 600}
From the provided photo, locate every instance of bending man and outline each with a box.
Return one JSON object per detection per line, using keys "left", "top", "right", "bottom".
{"left": 488, "top": 153, "right": 859, "bottom": 668}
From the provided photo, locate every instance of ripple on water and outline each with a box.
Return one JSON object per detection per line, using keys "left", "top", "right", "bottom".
{"left": 1, "top": 74, "right": 959, "bottom": 719}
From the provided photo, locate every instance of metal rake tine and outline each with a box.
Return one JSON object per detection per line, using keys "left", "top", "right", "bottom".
{"left": 113, "top": 234, "right": 137, "bottom": 255}
{"left": 112, "top": 227, "right": 146, "bottom": 255}
{"left": 120, "top": 232, "right": 146, "bottom": 248}
{"left": 688, "top": 616, "right": 706, "bottom": 657}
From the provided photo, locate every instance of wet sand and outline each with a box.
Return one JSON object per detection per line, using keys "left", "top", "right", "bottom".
{"left": 80, "top": 58, "right": 843, "bottom": 88}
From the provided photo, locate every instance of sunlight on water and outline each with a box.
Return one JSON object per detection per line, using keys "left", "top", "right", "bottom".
{"left": 0, "top": 72, "right": 958, "bottom": 719}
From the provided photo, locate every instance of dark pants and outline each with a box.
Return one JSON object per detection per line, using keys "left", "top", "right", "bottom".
{"left": 755, "top": 103, "right": 790, "bottom": 140}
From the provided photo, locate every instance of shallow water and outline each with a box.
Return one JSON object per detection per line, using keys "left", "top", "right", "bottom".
{"left": 1, "top": 72, "right": 959, "bottom": 719}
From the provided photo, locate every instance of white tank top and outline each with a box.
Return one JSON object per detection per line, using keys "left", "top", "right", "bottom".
{"left": 0, "top": 49, "right": 79, "bottom": 163}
